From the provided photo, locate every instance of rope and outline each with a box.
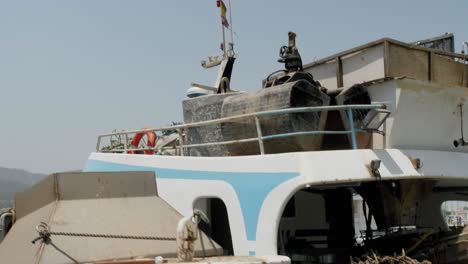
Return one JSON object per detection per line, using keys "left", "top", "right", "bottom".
{"left": 45, "top": 231, "right": 176, "bottom": 241}
{"left": 31, "top": 222, "right": 177, "bottom": 264}
{"left": 351, "top": 253, "right": 431, "bottom": 264}
{"left": 32, "top": 222, "right": 176, "bottom": 244}
{"left": 32, "top": 223, "right": 80, "bottom": 264}
{"left": 48, "top": 241, "right": 80, "bottom": 264}
{"left": 405, "top": 231, "right": 434, "bottom": 255}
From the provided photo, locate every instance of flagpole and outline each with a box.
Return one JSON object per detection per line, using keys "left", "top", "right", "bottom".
{"left": 228, "top": 0, "right": 234, "bottom": 52}
{"left": 221, "top": 20, "right": 227, "bottom": 58}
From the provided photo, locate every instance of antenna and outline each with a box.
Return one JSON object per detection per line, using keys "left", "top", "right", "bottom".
{"left": 201, "top": 0, "right": 235, "bottom": 68}
{"left": 198, "top": 1, "right": 237, "bottom": 93}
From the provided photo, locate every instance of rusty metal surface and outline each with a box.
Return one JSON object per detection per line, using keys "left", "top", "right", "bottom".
{"left": 221, "top": 80, "right": 330, "bottom": 155}
{"left": 183, "top": 93, "right": 240, "bottom": 157}
{"left": 0, "top": 172, "right": 222, "bottom": 264}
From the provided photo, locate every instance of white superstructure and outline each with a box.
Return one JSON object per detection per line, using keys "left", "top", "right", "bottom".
{"left": 84, "top": 36, "right": 468, "bottom": 263}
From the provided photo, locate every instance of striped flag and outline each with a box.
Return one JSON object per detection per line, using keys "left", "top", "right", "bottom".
{"left": 217, "top": 0, "right": 229, "bottom": 29}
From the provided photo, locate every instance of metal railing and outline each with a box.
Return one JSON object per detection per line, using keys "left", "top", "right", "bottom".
{"left": 96, "top": 104, "right": 385, "bottom": 156}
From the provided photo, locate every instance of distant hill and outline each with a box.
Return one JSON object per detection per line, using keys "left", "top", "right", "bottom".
{"left": 0, "top": 167, "right": 46, "bottom": 207}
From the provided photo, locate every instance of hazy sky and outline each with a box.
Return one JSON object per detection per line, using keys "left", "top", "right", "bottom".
{"left": 1, "top": 0, "right": 467, "bottom": 173}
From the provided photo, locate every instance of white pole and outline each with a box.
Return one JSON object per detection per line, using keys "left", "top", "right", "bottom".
{"left": 222, "top": 25, "right": 227, "bottom": 58}
{"left": 228, "top": 0, "right": 234, "bottom": 49}
{"left": 221, "top": 9, "right": 226, "bottom": 58}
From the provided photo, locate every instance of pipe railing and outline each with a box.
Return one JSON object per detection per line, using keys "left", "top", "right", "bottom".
{"left": 96, "top": 104, "right": 385, "bottom": 155}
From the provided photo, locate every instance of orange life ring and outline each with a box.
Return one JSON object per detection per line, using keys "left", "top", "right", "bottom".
{"left": 128, "top": 129, "right": 157, "bottom": 155}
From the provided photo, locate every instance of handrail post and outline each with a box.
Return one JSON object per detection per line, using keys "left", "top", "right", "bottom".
{"left": 347, "top": 108, "right": 358, "bottom": 150}
{"left": 177, "top": 129, "right": 185, "bottom": 156}
{"left": 96, "top": 136, "right": 101, "bottom": 152}
{"left": 254, "top": 116, "right": 265, "bottom": 155}
{"left": 124, "top": 133, "right": 128, "bottom": 154}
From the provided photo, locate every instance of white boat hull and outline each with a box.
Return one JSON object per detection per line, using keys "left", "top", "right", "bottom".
{"left": 84, "top": 149, "right": 468, "bottom": 256}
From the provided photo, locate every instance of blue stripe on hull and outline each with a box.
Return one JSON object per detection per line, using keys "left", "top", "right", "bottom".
{"left": 84, "top": 159, "right": 299, "bottom": 241}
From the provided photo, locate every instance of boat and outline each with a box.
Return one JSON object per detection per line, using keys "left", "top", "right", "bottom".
{"left": 82, "top": 31, "right": 468, "bottom": 263}
{"left": 1, "top": 3, "right": 467, "bottom": 262}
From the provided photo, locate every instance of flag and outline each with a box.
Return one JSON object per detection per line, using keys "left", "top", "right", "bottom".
{"left": 218, "top": 0, "right": 229, "bottom": 29}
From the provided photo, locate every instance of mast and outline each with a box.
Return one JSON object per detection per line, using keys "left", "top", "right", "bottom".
{"left": 228, "top": 0, "right": 234, "bottom": 55}
{"left": 199, "top": 1, "right": 236, "bottom": 92}
{"left": 221, "top": 17, "right": 227, "bottom": 58}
